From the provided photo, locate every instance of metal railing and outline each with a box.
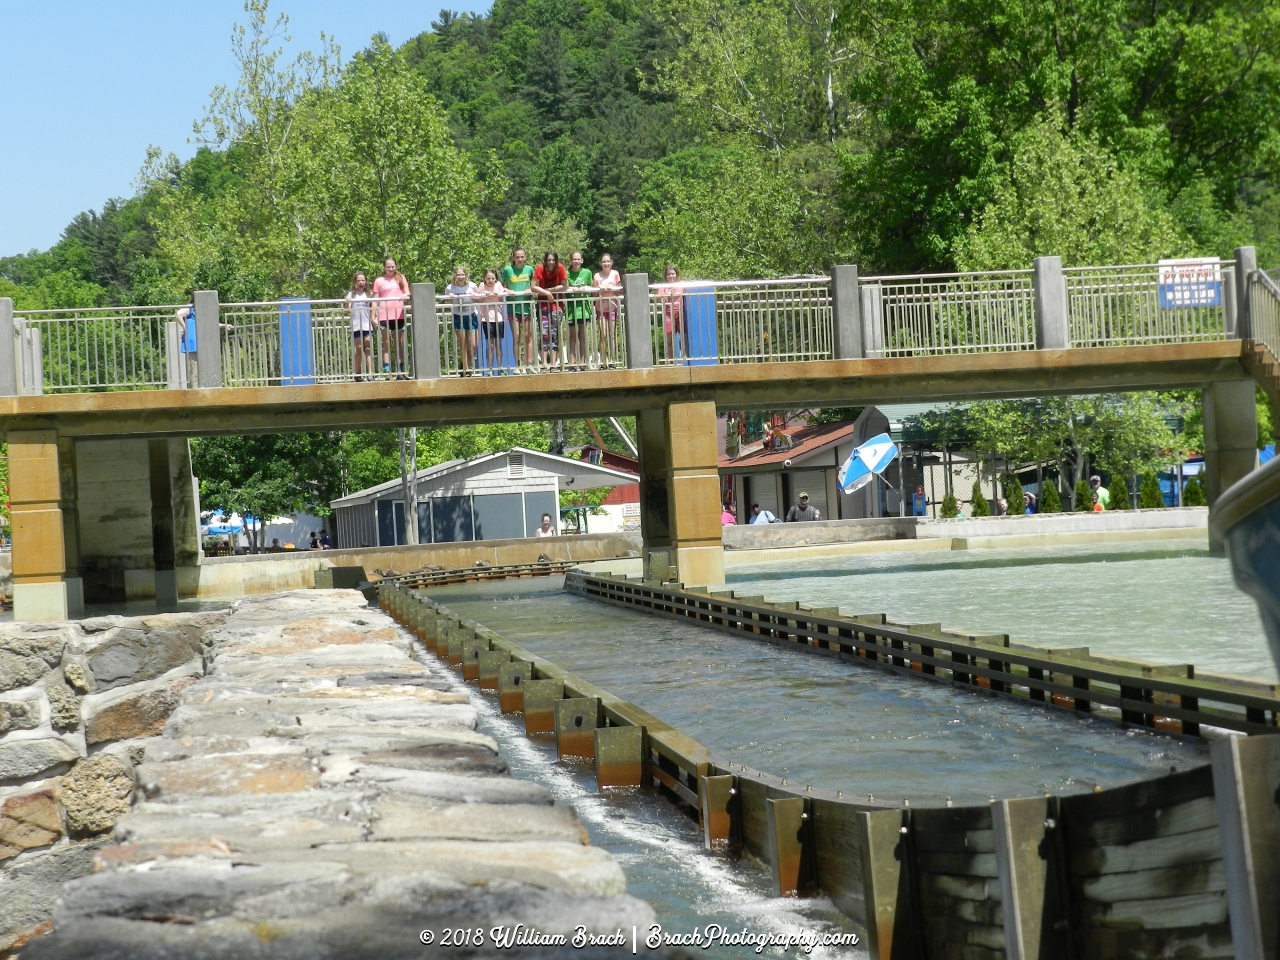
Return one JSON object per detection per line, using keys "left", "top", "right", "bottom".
{"left": 1248, "top": 269, "right": 1280, "bottom": 363}
{"left": 862, "top": 269, "right": 1036, "bottom": 357}
{"left": 219, "top": 297, "right": 415, "bottom": 387}
{"left": 1065, "top": 262, "right": 1231, "bottom": 347}
{"left": 437, "top": 287, "right": 627, "bottom": 376}
{"left": 650, "top": 278, "right": 832, "bottom": 365}
{"left": 10, "top": 304, "right": 181, "bottom": 392}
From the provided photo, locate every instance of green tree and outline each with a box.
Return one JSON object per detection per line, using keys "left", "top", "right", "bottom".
{"left": 1039, "top": 479, "right": 1061, "bottom": 513}
{"left": 1139, "top": 471, "right": 1165, "bottom": 509}
{"left": 970, "top": 480, "right": 990, "bottom": 516}
{"left": 500, "top": 208, "right": 588, "bottom": 262}
{"left": 191, "top": 433, "right": 343, "bottom": 550}
{"left": 1074, "top": 479, "right": 1091, "bottom": 511}
{"left": 1003, "top": 473, "right": 1024, "bottom": 515}
{"left": 940, "top": 489, "right": 960, "bottom": 518}
{"left": 953, "top": 114, "right": 1185, "bottom": 271}
{"left": 1182, "top": 477, "right": 1207, "bottom": 506}
{"left": 1109, "top": 479, "right": 1129, "bottom": 510}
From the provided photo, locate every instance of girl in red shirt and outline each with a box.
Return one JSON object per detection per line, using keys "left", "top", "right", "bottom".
{"left": 531, "top": 251, "right": 568, "bottom": 369}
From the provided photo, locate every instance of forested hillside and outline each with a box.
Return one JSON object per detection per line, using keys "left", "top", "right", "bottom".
{"left": 6, "top": 0, "right": 1280, "bottom": 307}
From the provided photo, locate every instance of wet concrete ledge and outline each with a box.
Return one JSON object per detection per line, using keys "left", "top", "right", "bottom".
{"left": 14, "top": 590, "right": 658, "bottom": 959}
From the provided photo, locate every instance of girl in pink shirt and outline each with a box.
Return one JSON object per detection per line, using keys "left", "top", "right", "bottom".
{"left": 593, "top": 253, "right": 621, "bottom": 367}
{"left": 657, "top": 264, "right": 684, "bottom": 361}
{"left": 373, "top": 256, "right": 410, "bottom": 376}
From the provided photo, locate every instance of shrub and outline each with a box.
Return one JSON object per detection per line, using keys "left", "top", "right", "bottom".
{"left": 940, "top": 489, "right": 960, "bottom": 518}
{"left": 1003, "top": 474, "right": 1025, "bottom": 515}
{"left": 970, "top": 481, "right": 991, "bottom": 516}
{"left": 1182, "top": 476, "right": 1206, "bottom": 506}
{"left": 1074, "top": 479, "right": 1091, "bottom": 511}
{"left": 1138, "top": 471, "right": 1164, "bottom": 508}
{"left": 1109, "top": 480, "right": 1129, "bottom": 510}
{"left": 1039, "top": 481, "right": 1062, "bottom": 513}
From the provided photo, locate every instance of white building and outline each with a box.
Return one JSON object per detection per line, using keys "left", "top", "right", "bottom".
{"left": 329, "top": 447, "right": 638, "bottom": 549}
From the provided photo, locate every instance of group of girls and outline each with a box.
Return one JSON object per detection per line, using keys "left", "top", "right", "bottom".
{"left": 345, "top": 256, "right": 411, "bottom": 379}
{"left": 344, "top": 251, "right": 684, "bottom": 377}
{"left": 443, "top": 249, "right": 624, "bottom": 375}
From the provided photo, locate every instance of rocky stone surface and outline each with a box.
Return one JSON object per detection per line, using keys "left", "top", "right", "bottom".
{"left": 84, "top": 675, "right": 198, "bottom": 744}
{"left": 0, "top": 698, "right": 41, "bottom": 734}
{"left": 20, "top": 590, "right": 657, "bottom": 958}
{"left": 61, "top": 754, "right": 135, "bottom": 837}
{"left": 45, "top": 681, "right": 80, "bottom": 732}
{"left": 0, "top": 737, "right": 79, "bottom": 782}
{"left": 0, "top": 788, "right": 63, "bottom": 861}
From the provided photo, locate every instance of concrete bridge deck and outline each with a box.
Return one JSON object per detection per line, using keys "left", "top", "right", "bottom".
{"left": 0, "top": 340, "right": 1253, "bottom": 437}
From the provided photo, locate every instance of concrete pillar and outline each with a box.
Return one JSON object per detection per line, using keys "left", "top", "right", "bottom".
{"left": 1033, "top": 256, "right": 1069, "bottom": 350}
{"left": 193, "top": 289, "right": 222, "bottom": 388}
{"left": 411, "top": 282, "right": 440, "bottom": 379}
{"left": 624, "top": 273, "right": 652, "bottom": 369}
{"left": 149, "top": 440, "right": 178, "bottom": 606}
{"left": 831, "top": 265, "right": 864, "bottom": 359}
{"left": 0, "top": 297, "right": 16, "bottom": 396}
{"left": 1234, "top": 246, "right": 1257, "bottom": 341}
{"left": 9, "top": 430, "right": 69, "bottom": 621}
{"left": 171, "top": 440, "right": 202, "bottom": 583}
{"left": 1223, "top": 266, "right": 1238, "bottom": 338}
{"left": 637, "top": 402, "right": 725, "bottom": 586}
{"left": 859, "top": 284, "right": 884, "bottom": 358}
{"left": 57, "top": 436, "right": 84, "bottom": 618}
{"left": 1204, "top": 379, "right": 1258, "bottom": 508}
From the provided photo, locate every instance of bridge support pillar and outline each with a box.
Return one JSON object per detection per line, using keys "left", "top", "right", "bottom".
{"left": 9, "top": 430, "right": 70, "bottom": 621}
{"left": 1204, "top": 380, "right": 1258, "bottom": 549}
{"left": 57, "top": 436, "right": 84, "bottom": 618}
{"left": 637, "top": 401, "right": 725, "bottom": 587}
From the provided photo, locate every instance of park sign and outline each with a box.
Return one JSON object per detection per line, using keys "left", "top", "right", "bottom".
{"left": 838, "top": 432, "right": 899, "bottom": 494}
{"left": 1158, "top": 257, "right": 1222, "bottom": 309}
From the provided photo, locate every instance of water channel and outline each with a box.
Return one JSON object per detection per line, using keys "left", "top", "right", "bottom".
{"left": 429, "top": 537, "right": 1268, "bottom": 958}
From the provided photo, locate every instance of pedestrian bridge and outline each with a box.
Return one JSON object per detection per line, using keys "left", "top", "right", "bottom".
{"left": 2, "top": 252, "right": 1276, "bottom": 619}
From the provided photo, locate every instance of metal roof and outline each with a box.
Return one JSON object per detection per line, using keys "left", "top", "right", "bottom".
{"left": 330, "top": 447, "right": 638, "bottom": 508}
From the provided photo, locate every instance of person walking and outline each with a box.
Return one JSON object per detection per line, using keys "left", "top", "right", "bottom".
{"left": 593, "top": 253, "right": 621, "bottom": 367}
{"left": 564, "top": 250, "right": 593, "bottom": 370}
{"left": 720, "top": 503, "right": 737, "bottom": 525}
{"left": 749, "top": 502, "right": 779, "bottom": 524}
{"left": 373, "top": 256, "right": 410, "bottom": 377}
{"left": 501, "top": 249, "right": 535, "bottom": 373}
{"left": 786, "top": 492, "right": 821, "bottom": 522}
{"left": 532, "top": 251, "right": 568, "bottom": 370}
{"left": 477, "top": 268, "right": 507, "bottom": 374}
{"left": 346, "top": 271, "right": 374, "bottom": 380}
{"left": 445, "top": 266, "right": 480, "bottom": 375}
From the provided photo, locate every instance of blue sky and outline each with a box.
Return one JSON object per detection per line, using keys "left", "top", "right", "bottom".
{"left": 0, "top": 1, "right": 488, "bottom": 258}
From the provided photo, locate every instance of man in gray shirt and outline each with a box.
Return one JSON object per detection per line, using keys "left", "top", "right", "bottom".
{"left": 786, "top": 492, "right": 821, "bottom": 522}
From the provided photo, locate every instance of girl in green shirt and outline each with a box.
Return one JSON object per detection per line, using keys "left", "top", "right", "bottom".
{"left": 564, "top": 250, "right": 594, "bottom": 370}
{"left": 500, "top": 249, "right": 535, "bottom": 373}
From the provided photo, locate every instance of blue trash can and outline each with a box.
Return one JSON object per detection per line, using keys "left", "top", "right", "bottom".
{"left": 681, "top": 284, "right": 718, "bottom": 365}
{"left": 280, "top": 298, "right": 316, "bottom": 386}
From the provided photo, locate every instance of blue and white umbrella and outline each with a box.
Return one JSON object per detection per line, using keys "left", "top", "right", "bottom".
{"left": 201, "top": 511, "right": 248, "bottom": 536}
{"left": 838, "top": 432, "right": 899, "bottom": 494}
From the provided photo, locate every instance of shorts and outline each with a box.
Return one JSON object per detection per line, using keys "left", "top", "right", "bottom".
{"left": 565, "top": 311, "right": 589, "bottom": 325}
{"left": 507, "top": 306, "right": 532, "bottom": 325}
{"left": 453, "top": 313, "right": 479, "bottom": 331}
{"left": 382, "top": 318, "right": 406, "bottom": 331}
{"left": 540, "top": 308, "right": 561, "bottom": 350}
{"left": 481, "top": 321, "right": 505, "bottom": 340}
{"left": 352, "top": 329, "right": 372, "bottom": 340}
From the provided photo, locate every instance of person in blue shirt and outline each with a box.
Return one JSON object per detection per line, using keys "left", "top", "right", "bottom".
{"left": 749, "top": 502, "right": 779, "bottom": 524}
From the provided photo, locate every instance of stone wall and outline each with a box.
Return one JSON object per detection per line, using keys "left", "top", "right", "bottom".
{"left": 7, "top": 591, "right": 656, "bottom": 958}
{"left": 0, "top": 610, "right": 226, "bottom": 955}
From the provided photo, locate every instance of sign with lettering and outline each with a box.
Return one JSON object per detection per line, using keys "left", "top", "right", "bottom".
{"left": 1158, "top": 258, "right": 1222, "bottom": 309}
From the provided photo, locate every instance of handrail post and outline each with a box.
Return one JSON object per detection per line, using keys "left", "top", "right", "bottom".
{"left": 1233, "top": 245, "right": 1257, "bottom": 340}
{"left": 831, "top": 264, "right": 864, "bottom": 359}
{"left": 1223, "top": 265, "right": 1238, "bottom": 338}
{"left": 624, "top": 272, "right": 651, "bottom": 369}
{"left": 1032, "top": 256, "right": 1069, "bottom": 350}
{"left": 0, "top": 297, "right": 16, "bottom": 397}
{"left": 411, "top": 282, "right": 440, "bottom": 379}
{"left": 193, "top": 290, "right": 222, "bottom": 388}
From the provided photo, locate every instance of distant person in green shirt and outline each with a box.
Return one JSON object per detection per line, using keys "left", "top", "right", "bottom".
{"left": 501, "top": 249, "right": 535, "bottom": 373}
{"left": 564, "top": 250, "right": 593, "bottom": 370}
{"left": 1089, "top": 475, "right": 1110, "bottom": 509}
